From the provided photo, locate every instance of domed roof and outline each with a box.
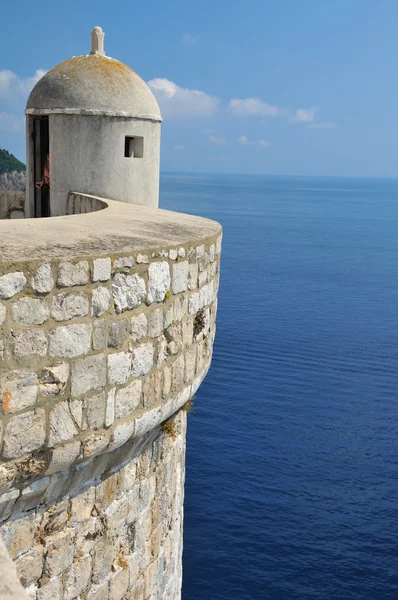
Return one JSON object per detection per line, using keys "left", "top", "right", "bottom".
{"left": 26, "top": 29, "right": 161, "bottom": 121}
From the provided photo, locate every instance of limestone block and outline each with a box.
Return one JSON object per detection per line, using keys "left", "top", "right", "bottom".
{"left": 3, "top": 409, "right": 46, "bottom": 458}
{"left": 95, "top": 475, "right": 118, "bottom": 509}
{"left": 209, "top": 243, "right": 215, "bottom": 261}
{"left": 110, "top": 420, "right": 134, "bottom": 451}
{"left": 216, "top": 235, "right": 222, "bottom": 254}
{"left": 136, "top": 253, "right": 148, "bottom": 264}
{"left": 169, "top": 248, "right": 178, "bottom": 260}
{"left": 11, "top": 298, "right": 50, "bottom": 325}
{"left": 49, "top": 401, "right": 78, "bottom": 446}
{"left": 171, "top": 355, "right": 185, "bottom": 393}
{"left": 0, "top": 370, "right": 38, "bottom": 413}
{"left": 157, "top": 335, "right": 167, "bottom": 369}
{"left": 93, "top": 320, "right": 108, "bottom": 350}
{"left": 128, "top": 578, "right": 145, "bottom": 600}
{"left": 131, "top": 342, "right": 154, "bottom": 377}
{"left": 36, "top": 576, "right": 63, "bottom": 600}
{"left": 148, "top": 307, "right": 163, "bottom": 338}
{"left": 163, "top": 366, "right": 171, "bottom": 398}
{"left": 45, "top": 528, "right": 75, "bottom": 576}
{"left": 91, "top": 537, "right": 115, "bottom": 585}
{"left": 57, "top": 261, "right": 89, "bottom": 288}
{"left": 199, "top": 282, "right": 212, "bottom": 309}
{"left": 1, "top": 514, "right": 36, "bottom": 559}
{"left": 199, "top": 269, "right": 208, "bottom": 287}
{"left": 93, "top": 257, "right": 111, "bottom": 282}
{"left": 127, "top": 551, "right": 140, "bottom": 589}
{"left": 104, "top": 498, "right": 128, "bottom": 534}
{"left": 109, "top": 567, "right": 129, "bottom": 600}
{"left": 131, "top": 312, "right": 147, "bottom": 342}
{"left": 83, "top": 431, "right": 109, "bottom": 458}
{"left": 49, "top": 323, "right": 91, "bottom": 358}
{"left": 14, "top": 330, "right": 48, "bottom": 357}
{"left": 106, "top": 388, "right": 115, "bottom": 427}
{"left": 70, "top": 487, "right": 95, "bottom": 523}
{"left": 0, "top": 272, "right": 26, "bottom": 299}
{"left": 173, "top": 295, "right": 188, "bottom": 321}
{"left": 65, "top": 554, "right": 93, "bottom": 598}
{"left": 143, "top": 370, "right": 163, "bottom": 409}
{"left": 114, "top": 256, "right": 134, "bottom": 269}
{"left": 47, "top": 440, "right": 81, "bottom": 474}
{"left": 165, "top": 322, "right": 182, "bottom": 355}
{"left": 0, "top": 302, "right": 5, "bottom": 325}
{"left": 92, "top": 287, "right": 111, "bottom": 317}
{"left": 69, "top": 399, "right": 83, "bottom": 429}
{"left": 164, "top": 304, "right": 173, "bottom": 329}
{"left": 115, "top": 380, "right": 142, "bottom": 419}
{"left": 51, "top": 292, "right": 89, "bottom": 321}
{"left": 108, "top": 351, "right": 131, "bottom": 385}
{"left": 147, "top": 262, "right": 170, "bottom": 304}
{"left": 87, "top": 582, "right": 109, "bottom": 600}
{"left": 71, "top": 354, "right": 106, "bottom": 397}
{"left": 182, "top": 317, "right": 194, "bottom": 348}
{"left": 86, "top": 392, "right": 106, "bottom": 429}
{"left": 0, "top": 462, "right": 16, "bottom": 493}
{"left": 196, "top": 244, "right": 205, "bottom": 259}
{"left": 178, "top": 247, "right": 186, "bottom": 258}
{"left": 172, "top": 261, "right": 189, "bottom": 294}
{"left": 15, "top": 545, "right": 43, "bottom": 587}
{"left": 112, "top": 273, "right": 146, "bottom": 314}
{"left": 39, "top": 363, "right": 69, "bottom": 396}
{"left": 0, "top": 489, "right": 19, "bottom": 521}
{"left": 118, "top": 463, "right": 137, "bottom": 497}
{"left": 108, "top": 319, "right": 128, "bottom": 348}
{"left": 188, "top": 292, "right": 200, "bottom": 314}
{"left": 31, "top": 263, "right": 54, "bottom": 294}
{"left": 185, "top": 345, "right": 197, "bottom": 382}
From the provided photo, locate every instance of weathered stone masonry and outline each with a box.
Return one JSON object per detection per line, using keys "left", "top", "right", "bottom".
{"left": 0, "top": 195, "right": 222, "bottom": 599}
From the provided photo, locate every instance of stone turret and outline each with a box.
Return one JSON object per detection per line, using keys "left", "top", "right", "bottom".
{"left": 0, "top": 27, "right": 222, "bottom": 600}
{"left": 25, "top": 27, "right": 162, "bottom": 217}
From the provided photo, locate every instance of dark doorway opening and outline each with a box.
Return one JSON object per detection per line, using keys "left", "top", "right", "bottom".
{"left": 33, "top": 116, "right": 50, "bottom": 217}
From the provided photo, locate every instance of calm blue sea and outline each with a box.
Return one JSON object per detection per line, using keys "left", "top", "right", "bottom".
{"left": 160, "top": 173, "right": 398, "bottom": 600}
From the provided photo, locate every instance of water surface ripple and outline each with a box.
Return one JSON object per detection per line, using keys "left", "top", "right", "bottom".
{"left": 160, "top": 174, "right": 398, "bottom": 600}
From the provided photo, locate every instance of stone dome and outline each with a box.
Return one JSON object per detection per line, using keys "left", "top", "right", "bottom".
{"left": 26, "top": 53, "right": 161, "bottom": 121}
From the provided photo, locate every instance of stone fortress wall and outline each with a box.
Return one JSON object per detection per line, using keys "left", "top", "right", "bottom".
{"left": 0, "top": 193, "right": 221, "bottom": 599}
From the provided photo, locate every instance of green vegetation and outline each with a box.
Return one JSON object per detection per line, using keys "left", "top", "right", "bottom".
{"left": 162, "top": 417, "right": 178, "bottom": 439}
{"left": 0, "top": 149, "right": 25, "bottom": 175}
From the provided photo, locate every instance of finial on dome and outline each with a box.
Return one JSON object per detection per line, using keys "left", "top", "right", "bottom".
{"left": 91, "top": 26, "right": 105, "bottom": 56}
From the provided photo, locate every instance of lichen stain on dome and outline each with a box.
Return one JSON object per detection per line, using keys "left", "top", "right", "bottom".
{"left": 26, "top": 53, "right": 161, "bottom": 118}
{"left": 55, "top": 55, "right": 138, "bottom": 82}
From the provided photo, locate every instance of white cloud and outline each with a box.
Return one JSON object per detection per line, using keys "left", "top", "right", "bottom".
{"left": 229, "top": 97, "right": 283, "bottom": 118}
{"left": 183, "top": 34, "right": 200, "bottom": 44}
{"left": 0, "top": 69, "right": 46, "bottom": 99}
{"left": 148, "top": 78, "right": 219, "bottom": 118}
{"left": 0, "top": 112, "right": 23, "bottom": 132}
{"left": 238, "top": 136, "right": 270, "bottom": 147}
{"left": 208, "top": 135, "right": 226, "bottom": 145}
{"left": 309, "top": 122, "right": 336, "bottom": 129}
{"left": 289, "top": 106, "right": 319, "bottom": 123}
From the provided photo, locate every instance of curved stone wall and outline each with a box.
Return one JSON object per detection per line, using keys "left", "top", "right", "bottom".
{"left": 0, "top": 196, "right": 221, "bottom": 599}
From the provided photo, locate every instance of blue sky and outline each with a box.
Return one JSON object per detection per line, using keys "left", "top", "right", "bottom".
{"left": 1, "top": 0, "right": 398, "bottom": 177}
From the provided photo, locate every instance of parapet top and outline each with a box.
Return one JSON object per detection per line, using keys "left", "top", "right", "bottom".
{"left": 91, "top": 26, "right": 105, "bottom": 56}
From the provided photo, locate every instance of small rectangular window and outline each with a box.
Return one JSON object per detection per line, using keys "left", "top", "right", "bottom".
{"left": 124, "top": 136, "right": 144, "bottom": 158}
